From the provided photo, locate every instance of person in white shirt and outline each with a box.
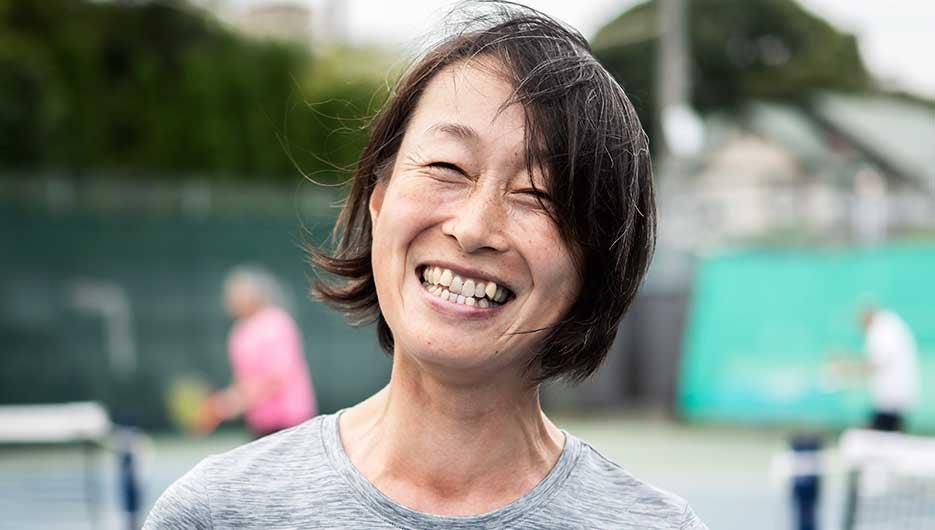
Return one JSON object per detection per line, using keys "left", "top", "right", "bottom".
{"left": 863, "top": 306, "right": 920, "bottom": 431}
{"left": 832, "top": 304, "right": 920, "bottom": 432}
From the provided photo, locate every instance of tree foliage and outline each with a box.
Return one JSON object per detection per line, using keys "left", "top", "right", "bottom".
{"left": 592, "top": 0, "right": 871, "bottom": 144}
{"left": 0, "top": 0, "right": 387, "bottom": 182}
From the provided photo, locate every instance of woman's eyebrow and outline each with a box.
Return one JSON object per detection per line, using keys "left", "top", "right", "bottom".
{"left": 426, "top": 122, "right": 480, "bottom": 144}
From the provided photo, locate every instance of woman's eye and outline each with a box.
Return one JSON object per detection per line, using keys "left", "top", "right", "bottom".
{"left": 513, "top": 188, "right": 554, "bottom": 211}
{"left": 428, "top": 162, "right": 465, "bottom": 175}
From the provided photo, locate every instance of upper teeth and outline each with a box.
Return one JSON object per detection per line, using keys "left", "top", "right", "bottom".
{"left": 421, "top": 266, "right": 510, "bottom": 305}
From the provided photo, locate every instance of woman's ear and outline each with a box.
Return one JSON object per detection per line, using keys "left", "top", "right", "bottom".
{"left": 369, "top": 178, "right": 387, "bottom": 225}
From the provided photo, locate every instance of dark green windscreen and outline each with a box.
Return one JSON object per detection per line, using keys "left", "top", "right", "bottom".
{"left": 0, "top": 206, "right": 391, "bottom": 430}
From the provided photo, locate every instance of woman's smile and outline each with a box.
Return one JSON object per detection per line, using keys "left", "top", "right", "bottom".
{"left": 418, "top": 264, "right": 512, "bottom": 306}
{"left": 413, "top": 262, "right": 515, "bottom": 320}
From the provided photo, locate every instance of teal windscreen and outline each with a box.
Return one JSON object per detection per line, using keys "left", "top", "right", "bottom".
{"left": 679, "top": 244, "right": 935, "bottom": 432}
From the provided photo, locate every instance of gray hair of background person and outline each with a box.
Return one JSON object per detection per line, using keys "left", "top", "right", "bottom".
{"left": 309, "top": 0, "right": 656, "bottom": 384}
{"left": 225, "top": 265, "right": 293, "bottom": 313}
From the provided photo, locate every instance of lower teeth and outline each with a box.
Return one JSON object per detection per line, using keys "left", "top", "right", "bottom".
{"left": 424, "top": 281, "right": 499, "bottom": 307}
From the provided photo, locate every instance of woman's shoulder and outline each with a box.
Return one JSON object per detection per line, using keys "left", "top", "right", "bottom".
{"left": 238, "top": 306, "right": 298, "bottom": 337}
{"left": 204, "top": 415, "right": 328, "bottom": 476}
{"left": 552, "top": 434, "right": 707, "bottom": 529}
{"left": 569, "top": 436, "right": 679, "bottom": 498}
{"left": 143, "top": 415, "right": 335, "bottom": 529}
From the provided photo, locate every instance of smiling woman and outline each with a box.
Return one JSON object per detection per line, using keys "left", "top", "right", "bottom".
{"left": 144, "top": 2, "right": 707, "bottom": 529}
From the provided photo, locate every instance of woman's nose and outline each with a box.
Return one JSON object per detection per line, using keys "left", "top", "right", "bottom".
{"left": 441, "top": 187, "right": 508, "bottom": 254}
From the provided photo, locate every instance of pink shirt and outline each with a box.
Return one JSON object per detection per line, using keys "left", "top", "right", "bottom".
{"left": 228, "top": 306, "right": 315, "bottom": 432}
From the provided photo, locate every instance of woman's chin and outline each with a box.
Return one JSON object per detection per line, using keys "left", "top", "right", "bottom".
{"left": 397, "top": 340, "right": 520, "bottom": 382}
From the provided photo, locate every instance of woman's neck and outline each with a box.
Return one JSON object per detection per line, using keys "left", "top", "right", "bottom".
{"left": 338, "top": 355, "right": 565, "bottom": 516}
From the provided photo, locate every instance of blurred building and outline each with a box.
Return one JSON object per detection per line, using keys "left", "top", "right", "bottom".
{"left": 220, "top": 0, "right": 349, "bottom": 48}
{"left": 232, "top": 2, "right": 313, "bottom": 47}
{"left": 661, "top": 93, "right": 935, "bottom": 251}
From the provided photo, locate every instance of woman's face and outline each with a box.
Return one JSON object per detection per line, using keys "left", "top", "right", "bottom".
{"left": 369, "top": 58, "right": 580, "bottom": 381}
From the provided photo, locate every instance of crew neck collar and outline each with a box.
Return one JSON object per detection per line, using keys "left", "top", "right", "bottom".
{"left": 321, "top": 410, "right": 581, "bottom": 529}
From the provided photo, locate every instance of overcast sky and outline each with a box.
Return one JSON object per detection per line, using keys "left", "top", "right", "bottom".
{"left": 227, "top": 0, "right": 935, "bottom": 97}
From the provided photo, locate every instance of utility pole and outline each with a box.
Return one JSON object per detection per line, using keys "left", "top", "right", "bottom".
{"left": 656, "top": 0, "right": 702, "bottom": 164}
{"left": 655, "top": 0, "right": 703, "bottom": 252}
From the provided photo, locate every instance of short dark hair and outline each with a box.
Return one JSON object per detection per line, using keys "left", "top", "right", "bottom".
{"left": 309, "top": 1, "right": 655, "bottom": 383}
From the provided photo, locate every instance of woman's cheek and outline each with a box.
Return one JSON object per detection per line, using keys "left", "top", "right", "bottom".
{"left": 400, "top": 188, "right": 465, "bottom": 226}
{"left": 516, "top": 212, "right": 564, "bottom": 252}
{"left": 523, "top": 215, "right": 578, "bottom": 289}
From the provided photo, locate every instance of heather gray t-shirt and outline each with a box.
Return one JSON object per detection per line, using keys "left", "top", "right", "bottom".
{"left": 145, "top": 413, "right": 707, "bottom": 529}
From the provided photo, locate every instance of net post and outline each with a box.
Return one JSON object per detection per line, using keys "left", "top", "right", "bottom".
{"left": 841, "top": 468, "right": 859, "bottom": 530}
{"left": 790, "top": 433, "right": 822, "bottom": 530}
{"left": 115, "top": 425, "right": 144, "bottom": 530}
{"left": 83, "top": 438, "right": 103, "bottom": 530}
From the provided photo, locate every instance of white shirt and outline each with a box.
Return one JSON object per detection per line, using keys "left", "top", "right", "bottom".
{"left": 865, "top": 310, "right": 920, "bottom": 412}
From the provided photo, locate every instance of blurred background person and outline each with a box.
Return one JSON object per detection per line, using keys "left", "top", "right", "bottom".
{"left": 195, "top": 266, "right": 316, "bottom": 438}
{"left": 829, "top": 302, "right": 920, "bottom": 432}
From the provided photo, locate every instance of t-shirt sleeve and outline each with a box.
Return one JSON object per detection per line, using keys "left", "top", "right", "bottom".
{"left": 680, "top": 503, "right": 709, "bottom": 530}
{"left": 143, "top": 460, "right": 214, "bottom": 530}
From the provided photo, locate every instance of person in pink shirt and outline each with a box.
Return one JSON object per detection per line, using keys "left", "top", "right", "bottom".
{"left": 196, "top": 266, "right": 316, "bottom": 438}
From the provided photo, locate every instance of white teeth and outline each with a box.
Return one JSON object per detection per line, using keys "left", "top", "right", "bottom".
{"left": 422, "top": 266, "right": 511, "bottom": 304}
{"left": 485, "top": 282, "right": 497, "bottom": 299}
{"left": 439, "top": 269, "right": 452, "bottom": 287}
{"left": 456, "top": 295, "right": 466, "bottom": 304}
{"left": 466, "top": 297, "right": 476, "bottom": 306}
{"left": 461, "top": 279, "right": 475, "bottom": 298}
{"left": 478, "top": 298, "right": 489, "bottom": 308}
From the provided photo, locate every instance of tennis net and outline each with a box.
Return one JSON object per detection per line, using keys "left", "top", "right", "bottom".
{"left": 840, "top": 429, "right": 935, "bottom": 530}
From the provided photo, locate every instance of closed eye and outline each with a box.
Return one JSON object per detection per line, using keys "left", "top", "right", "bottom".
{"left": 514, "top": 188, "right": 553, "bottom": 203}
{"left": 428, "top": 161, "right": 466, "bottom": 175}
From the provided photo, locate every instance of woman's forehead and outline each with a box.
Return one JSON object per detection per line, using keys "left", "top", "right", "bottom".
{"left": 410, "top": 59, "right": 526, "bottom": 149}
